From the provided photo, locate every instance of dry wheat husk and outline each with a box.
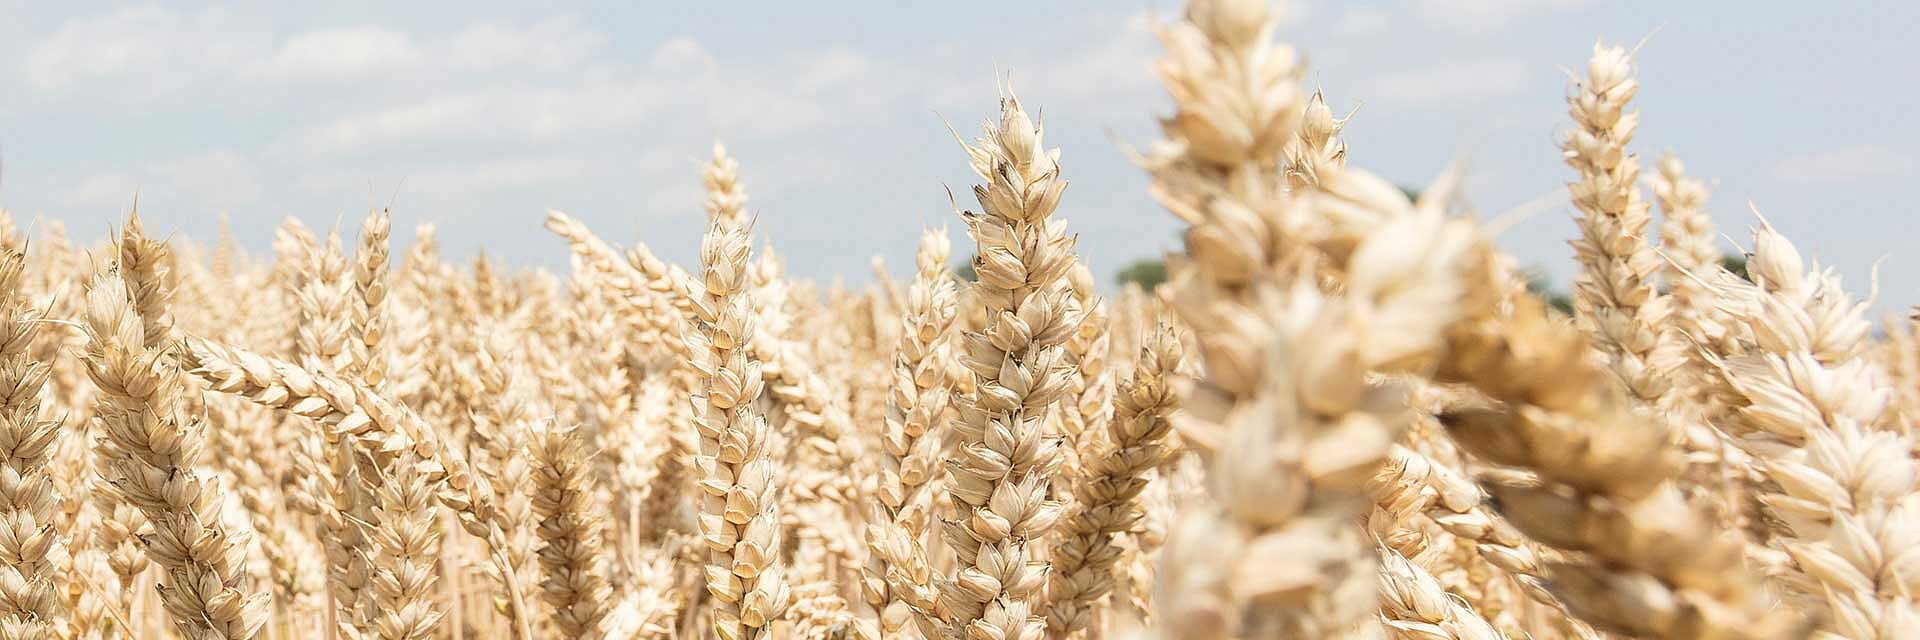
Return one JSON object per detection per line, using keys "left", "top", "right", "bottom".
{"left": 927, "top": 93, "right": 1080, "bottom": 640}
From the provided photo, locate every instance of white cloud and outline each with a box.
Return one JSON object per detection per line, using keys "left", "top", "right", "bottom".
{"left": 297, "top": 154, "right": 588, "bottom": 199}
{"left": 19, "top": 9, "right": 620, "bottom": 106}
{"left": 292, "top": 145, "right": 691, "bottom": 217}
{"left": 1414, "top": 0, "right": 1593, "bottom": 33}
{"left": 963, "top": 10, "right": 1158, "bottom": 117}
{"left": 650, "top": 37, "right": 717, "bottom": 74}
{"left": 22, "top": 7, "right": 267, "bottom": 101}
{"left": 57, "top": 170, "right": 139, "bottom": 213}
{"left": 1772, "top": 147, "right": 1917, "bottom": 184}
{"left": 248, "top": 26, "right": 425, "bottom": 81}
{"left": 149, "top": 150, "right": 267, "bottom": 210}
{"left": 1333, "top": 7, "right": 1393, "bottom": 37}
{"left": 52, "top": 150, "right": 264, "bottom": 214}
{"left": 272, "top": 79, "right": 670, "bottom": 157}
{"left": 1359, "top": 57, "right": 1533, "bottom": 107}
{"left": 447, "top": 17, "right": 607, "bottom": 73}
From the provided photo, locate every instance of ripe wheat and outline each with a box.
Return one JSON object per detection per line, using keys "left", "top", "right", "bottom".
{"left": 0, "top": 1, "right": 1905, "bottom": 639}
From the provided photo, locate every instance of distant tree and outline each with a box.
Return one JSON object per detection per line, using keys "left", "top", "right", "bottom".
{"left": 1114, "top": 258, "right": 1168, "bottom": 290}
{"left": 1719, "top": 253, "right": 1751, "bottom": 282}
{"left": 1398, "top": 185, "right": 1422, "bottom": 203}
{"left": 954, "top": 256, "right": 977, "bottom": 282}
{"left": 1522, "top": 267, "right": 1575, "bottom": 315}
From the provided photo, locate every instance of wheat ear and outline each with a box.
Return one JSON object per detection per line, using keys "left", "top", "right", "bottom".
{"left": 1651, "top": 154, "right": 1717, "bottom": 341}
{"left": 690, "top": 210, "right": 790, "bottom": 640}
{"left": 1562, "top": 42, "right": 1684, "bottom": 409}
{"left": 352, "top": 207, "right": 392, "bottom": 389}
{"left": 1707, "top": 223, "right": 1916, "bottom": 636}
{"left": 1143, "top": 1, "right": 1474, "bottom": 636}
{"left": 83, "top": 270, "right": 271, "bottom": 639}
{"left": 363, "top": 451, "right": 444, "bottom": 640}
{"left": 1436, "top": 243, "right": 1809, "bottom": 639}
{"left": 1046, "top": 324, "right": 1182, "bottom": 635}
{"left": 0, "top": 244, "right": 71, "bottom": 635}
{"left": 530, "top": 423, "right": 614, "bottom": 639}
{"left": 930, "top": 93, "right": 1079, "bottom": 640}
{"left": 861, "top": 228, "right": 959, "bottom": 637}
{"left": 176, "top": 336, "right": 538, "bottom": 637}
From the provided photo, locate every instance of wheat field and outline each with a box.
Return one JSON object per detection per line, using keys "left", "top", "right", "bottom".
{"left": 0, "top": 1, "right": 1909, "bottom": 639}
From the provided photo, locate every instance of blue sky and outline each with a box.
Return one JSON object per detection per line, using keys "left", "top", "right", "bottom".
{"left": 2, "top": 1, "right": 1916, "bottom": 309}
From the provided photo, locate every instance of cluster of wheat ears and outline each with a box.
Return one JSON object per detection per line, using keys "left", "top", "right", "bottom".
{"left": 1, "top": 1, "right": 1912, "bottom": 639}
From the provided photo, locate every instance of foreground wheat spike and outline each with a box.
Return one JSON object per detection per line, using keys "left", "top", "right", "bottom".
{"left": 1562, "top": 42, "right": 1683, "bottom": 409}
{"left": 1046, "top": 324, "right": 1182, "bottom": 635}
{"left": 1436, "top": 241, "right": 1809, "bottom": 638}
{"left": 530, "top": 423, "right": 614, "bottom": 640}
{"left": 1140, "top": 0, "right": 1475, "bottom": 636}
{"left": 931, "top": 93, "right": 1078, "bottom": 640}
{"left": 82, "top": 271, "right": 270, "bottom": 640}
{"left": 0, "top": 244, "right": 69, "bottom": 636}
{"left": 701, "top": 145, "right": 856, "bottom": 576}
{"left": 689, "top": 207, "right": 790, "bottom": 640}
{"left": 1706, "top": 223, "right": 1918, "bottom": 636}
{"left": 119, "top": 212, "right": 177, "bottom": 349}
{"left": 861, "top": 228, "right": 959, "bottom": 638}
{"left": 1284, "top": 91, "right": 1348, "bottom": 190}
{"left": 1377, "top": 549, "right": 1504, "bottom": 640}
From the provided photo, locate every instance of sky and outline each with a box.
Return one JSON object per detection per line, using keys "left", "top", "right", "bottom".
{"left": 1, "top": 1, "right": 1916, "bottom": 310}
